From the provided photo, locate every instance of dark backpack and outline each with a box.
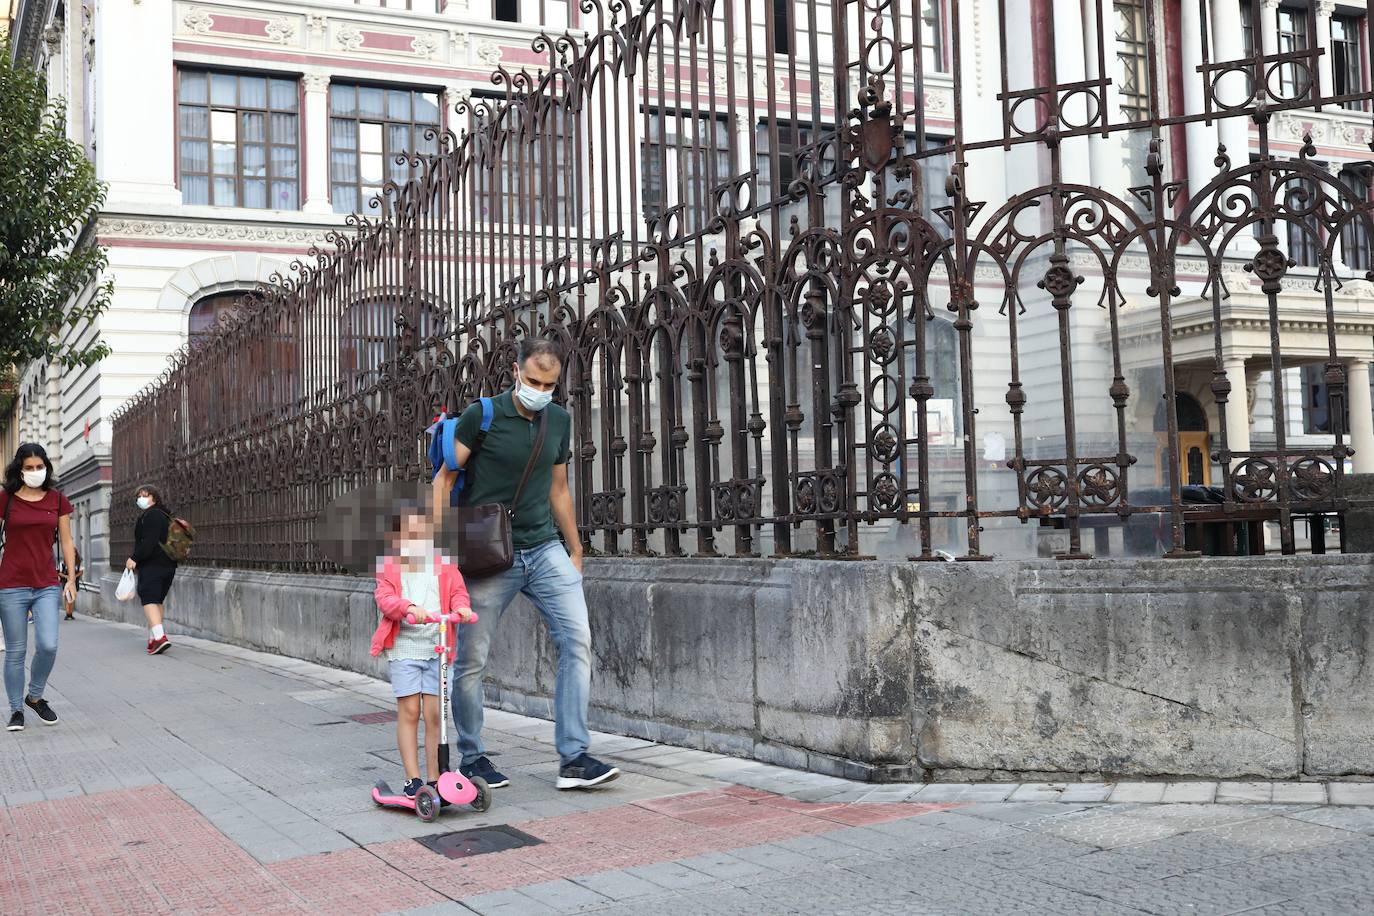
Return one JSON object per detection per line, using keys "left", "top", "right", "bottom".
{"left": 160, "top": 513, "right": 196, "bottom": 562}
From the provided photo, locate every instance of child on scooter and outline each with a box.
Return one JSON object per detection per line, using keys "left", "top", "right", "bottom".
{"left": 371, "top": 505, "right": 474, "bottom": 799}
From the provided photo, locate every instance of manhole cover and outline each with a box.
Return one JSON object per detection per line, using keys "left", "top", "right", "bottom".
{"left": 349, "top": 711, "right": 398, "bottom": 724}
{"left": 417, "top": 825, "right": 544, "bottom": 860}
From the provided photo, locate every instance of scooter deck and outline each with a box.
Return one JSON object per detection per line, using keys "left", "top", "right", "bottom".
{"left": 372, "top": 780, "right": 418, "bottom": 810}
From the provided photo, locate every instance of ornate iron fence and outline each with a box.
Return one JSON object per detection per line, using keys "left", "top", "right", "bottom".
{"left": 111, "top": 0, "right": 1374, "bottom": 570}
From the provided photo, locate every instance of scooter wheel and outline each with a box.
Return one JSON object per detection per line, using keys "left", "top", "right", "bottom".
{"left": 415, "top": 786, "right": 440, "bottom": 822}
{"left": 470, "top": 776, "right": 491, "bottom": 813}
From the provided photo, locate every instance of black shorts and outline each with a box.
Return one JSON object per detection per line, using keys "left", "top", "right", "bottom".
{"left": 136, "top": 564, "right": 177, "bottom": 605}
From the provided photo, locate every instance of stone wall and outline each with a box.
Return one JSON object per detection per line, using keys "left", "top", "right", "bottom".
{"left": 95, "top": 553, "right": 1374, "bottom": 782}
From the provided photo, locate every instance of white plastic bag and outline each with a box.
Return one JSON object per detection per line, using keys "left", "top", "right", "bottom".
{"left": 116, "top": 569, "right": 138, "bottom": 602}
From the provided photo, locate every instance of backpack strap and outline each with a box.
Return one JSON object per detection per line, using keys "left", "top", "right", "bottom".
{"left": 0, "top": 489, "right": 12, "bottom": 554}
{"left": 444, "top": 398, "right": 497, "bottom": 508}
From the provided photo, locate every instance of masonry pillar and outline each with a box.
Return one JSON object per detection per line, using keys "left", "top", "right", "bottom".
{"left": 1210, "top": 0, "right": 1251, "bottom": 161}
{"left": 1223, "top": 356, "right": 1253, "bottom": 462}
{"left": 1347, "top": 359, "right": 1374, "bottom": 473}
{"left": 1083, "top": 0, "right": 1129, "bottom": 193}
{"left": 302, "top": 71, "right": 333, "bottom": 215}
{"left": 1052, "top": 0, "right": 1092, "bottom": 185}
{"left": 1314, "top": 0, "right": 1337, "bottom": 100}
{"left": 1182, "top": 0, "right": 1221, "bottom": 204}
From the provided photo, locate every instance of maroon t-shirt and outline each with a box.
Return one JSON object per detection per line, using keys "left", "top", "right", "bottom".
{"left": 0, "top": 489, "right": 72, "bottom": 589}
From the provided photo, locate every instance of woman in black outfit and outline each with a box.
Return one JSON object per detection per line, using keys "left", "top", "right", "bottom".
{"left": 127, "top": 484, "right": 177, "bottom": 655}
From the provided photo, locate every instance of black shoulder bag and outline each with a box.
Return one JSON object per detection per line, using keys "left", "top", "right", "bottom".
{"left": 439, "top": 408, "right": 548, "bottom": 579}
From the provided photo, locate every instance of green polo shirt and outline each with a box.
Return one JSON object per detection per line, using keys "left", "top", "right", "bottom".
{"left": 454, "top": 389, "right": 572, "bottom": 549}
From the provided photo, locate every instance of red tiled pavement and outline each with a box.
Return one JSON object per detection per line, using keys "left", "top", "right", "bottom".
{"left": 1, "top": 783, "right": 956, "bottom": 914}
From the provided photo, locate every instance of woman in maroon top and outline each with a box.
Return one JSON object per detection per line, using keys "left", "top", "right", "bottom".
{"left": 0, "top": 443, "right": 78, "bottom": 732}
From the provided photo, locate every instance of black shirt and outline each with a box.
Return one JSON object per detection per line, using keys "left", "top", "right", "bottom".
{"left": 132, "top": 507, "right": 175, "bottom": 567}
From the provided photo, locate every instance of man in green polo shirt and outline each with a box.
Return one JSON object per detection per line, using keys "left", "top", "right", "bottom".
{"left": 433, "top": 339, "right": 619, "bottom": 791}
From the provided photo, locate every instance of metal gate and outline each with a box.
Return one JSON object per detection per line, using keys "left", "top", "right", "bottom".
{"left": 112, "top": 0, "right": 1374, "bottom": 569}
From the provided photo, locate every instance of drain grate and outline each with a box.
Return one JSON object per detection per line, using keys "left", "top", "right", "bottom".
{"left": 416, "top": 825, "right": 544, "bottom": 860}
{"left": 349, "top": 711, "right": 398, "bottom": 724}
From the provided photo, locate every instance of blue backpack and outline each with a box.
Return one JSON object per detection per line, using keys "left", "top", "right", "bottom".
{"left": 426, "top": 398, "right": 495, "bottom": 508}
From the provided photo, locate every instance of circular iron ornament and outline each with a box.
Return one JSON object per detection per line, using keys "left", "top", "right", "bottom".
{"left": 648, "top": 489, "right": 683, "bottom": 525}
{"left": 867, "top": 325, "right": 898, "bottom": 365}
{"left": 862, "top": 277, "right": 900, "bottom": 318}
{"left": 1040, "top": 263, "right": 1080, "bottom": 299}
{"left": 795, "top": 477, "right": 817, "bottom": 514}
{"left": 872, "top": 473, "right": 902, "bottom": 512}
{"left": 1077, "top": 465, "right": 1121, "bottom": 507}
{"left": 819, "top": 474, "right": 843, "bottom": 514}
{"left": 1249, "top": 247, "right": 1289, "bottom": 284}
{"left": 871, "top": 425, "right": 901, "bottom": 464}
{"left": 735, "top": 483, "right": 757, "bottom": 518}
{"left": 1289, "top": 458, "right": 1335, "bottom": 502}
{"left": 1026, "top": 467, "right": 1069, "bottom": 511}
{"left": 1233, "top": 458, "right": 1280, "bottom": 503}
{"left": 714, "top": 485, "right": 736, "bottom": 520}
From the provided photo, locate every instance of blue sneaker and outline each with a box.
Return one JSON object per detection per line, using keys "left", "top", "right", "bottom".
{"left": 460, "top": 755, "right": 509, "bottom": 789}
{"left": 556, "top": 753, "right": 620, "bottom": 790}
{"left": 402, "top": 777, "right": 424, "bottom": 798}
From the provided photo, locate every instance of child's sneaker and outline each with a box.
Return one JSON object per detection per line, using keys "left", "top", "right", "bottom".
{"left": 402, "top": 777, "right": 424, "bottom": 798}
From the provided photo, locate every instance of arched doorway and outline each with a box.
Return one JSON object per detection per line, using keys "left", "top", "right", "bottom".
{"left": 1155, "top": 393, "right": 1210, "bottom": 486}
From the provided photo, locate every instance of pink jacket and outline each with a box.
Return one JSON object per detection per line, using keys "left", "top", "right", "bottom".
{"left": 371, "top": 555, "right": 472, "bottom": 661}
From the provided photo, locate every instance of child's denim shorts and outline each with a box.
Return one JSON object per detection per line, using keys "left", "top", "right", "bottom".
{"left": 389, "top": 657, "right": 443, "bottom": 697}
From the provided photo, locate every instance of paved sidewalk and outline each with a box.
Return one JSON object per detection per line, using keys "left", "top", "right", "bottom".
{"left": 0, "top": 617, "right": 1371, "bottom": 915}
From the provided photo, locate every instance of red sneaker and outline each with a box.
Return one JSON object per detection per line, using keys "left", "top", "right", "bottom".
{"left": 147, "top": 636, "right": 171, "bottom": 655}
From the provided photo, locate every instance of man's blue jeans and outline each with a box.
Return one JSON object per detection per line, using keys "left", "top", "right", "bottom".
{"left": 453, "top": 541, "right": 591, "bottom": 766}
{"left": 0, "top": 586, "right": 61, "bottom": 713}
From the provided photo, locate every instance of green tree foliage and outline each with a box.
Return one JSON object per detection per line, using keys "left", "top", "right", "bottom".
{"left": 0, "top": 39, "right": 112, "bottom": 370}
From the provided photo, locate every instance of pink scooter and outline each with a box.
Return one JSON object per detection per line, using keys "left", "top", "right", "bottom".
{"left": 372, "top": 611, "right": 491, "bottom": 822}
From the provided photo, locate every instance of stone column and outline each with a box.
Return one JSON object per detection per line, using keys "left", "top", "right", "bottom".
{"left": 1314, "top": 0, "right": 1337, "bottom": 100}
{"left": 1223, "top": 356, "right": 1253, "bottom": 460}
{"left": 1052, "top": 0, "right": 1092, "bottom": 185}
{"left": 1210, "top": 0, "right": 1250, "bottom": 155}
{"left": 1182, "top": 0, "right": 1221, "bottom": 204}
{"left": 1083, "top": 0, "right": 1129, "bottom": 193}
{"left": 302, "top": 72, "right": 333, "bottom": 215}
{"left": 1347, "top": 359, "right": 1374, "bottom": 473}
{"left": 1260, "top": 0, "right": 1281, "bottom": 57}
{"left": 1327, "top": 161, "right": 1351, "bottom": 271}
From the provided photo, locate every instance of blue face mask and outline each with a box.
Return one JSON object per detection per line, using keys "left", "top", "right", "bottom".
{"left": 516, "top": 374, "right": 554, "bottom": 412}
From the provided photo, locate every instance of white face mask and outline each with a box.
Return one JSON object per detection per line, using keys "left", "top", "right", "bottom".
{"left": 399, "top": 539, "right": 430, "bottom": 560}
{"left": 21, "top": 469, "right": 46, "bottom": 489}
{"left": 516, "top": 373, "right": 554, "bottom": 412}
{"left": 137, "top": 496, "right": 152, "bottom": 510}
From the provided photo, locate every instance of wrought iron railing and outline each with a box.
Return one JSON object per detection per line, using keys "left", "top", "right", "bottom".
{"left": 111, "top": 0, "right": 1374, "bottom": 570}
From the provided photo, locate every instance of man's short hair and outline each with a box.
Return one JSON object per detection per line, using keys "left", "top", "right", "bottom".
{"left": 517, "top": 338, "right": 564, "bottom": 368}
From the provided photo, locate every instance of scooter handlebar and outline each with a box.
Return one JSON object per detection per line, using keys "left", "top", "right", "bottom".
{"left": 404, "top": 611, "right": 479, "bottom": 625}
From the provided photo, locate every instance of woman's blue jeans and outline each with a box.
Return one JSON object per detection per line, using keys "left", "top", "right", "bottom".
{"left": 0, "top": 586, "right": 62, "bottom": 713}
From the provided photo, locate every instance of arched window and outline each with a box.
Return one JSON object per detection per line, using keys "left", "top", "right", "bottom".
{"left": 188, "top": 290, "right": 250, "bottom": 347}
